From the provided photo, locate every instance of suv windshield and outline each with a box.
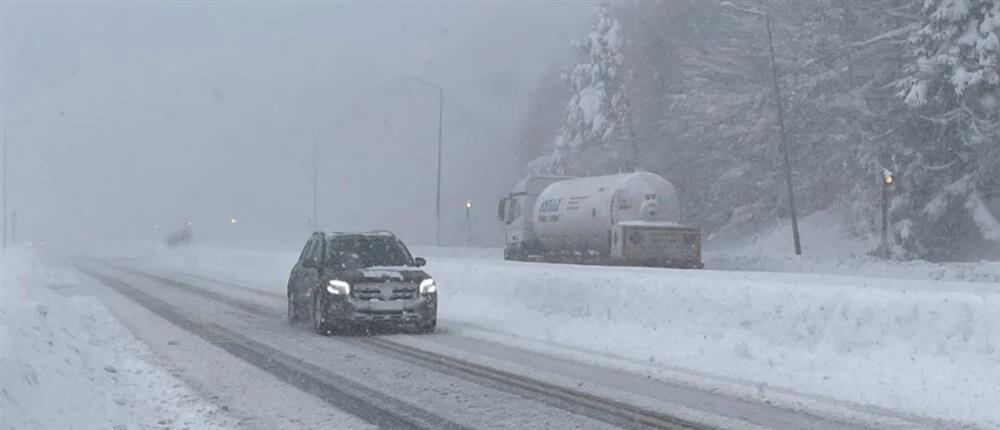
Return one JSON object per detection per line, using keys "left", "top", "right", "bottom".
{"left": 325, "top": 237, "right": 412, "bottom": 270}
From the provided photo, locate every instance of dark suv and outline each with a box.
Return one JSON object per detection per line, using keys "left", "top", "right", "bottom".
{"left": 287, "top": 231, "right": 437, "bottom": 334}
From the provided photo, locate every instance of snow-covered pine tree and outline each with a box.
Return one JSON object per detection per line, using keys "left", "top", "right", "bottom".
{"left": 551, "top": 2, "right": 639, "bottom": 176}
{"left": 893, "top": 0, "right": 1000, "bottom": 259}
{"left": 515, "top": 0, "right": 997, "bottom": 259}
{"left": 516, "top": 67, "right": 570, "bottom": 178}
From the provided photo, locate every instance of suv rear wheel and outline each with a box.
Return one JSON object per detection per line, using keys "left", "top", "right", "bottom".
{"left": 287, "top": 289, "right": 305, "bottom": 325}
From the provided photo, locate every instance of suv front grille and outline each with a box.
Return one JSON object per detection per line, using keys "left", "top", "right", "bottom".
{"left": 352, "top": 282, "right": 417, "bottom": 300}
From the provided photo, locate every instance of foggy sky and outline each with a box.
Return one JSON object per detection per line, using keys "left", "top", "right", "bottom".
{"left": 1, "top": 1, "right": 591, "bottom": 248}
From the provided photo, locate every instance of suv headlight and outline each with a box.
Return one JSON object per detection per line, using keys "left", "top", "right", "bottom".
{"left": 419, "top": 278, "right": 437, "bottom": 295}
{"left": 327, "top": 279, "right": 350, "bottom": 295}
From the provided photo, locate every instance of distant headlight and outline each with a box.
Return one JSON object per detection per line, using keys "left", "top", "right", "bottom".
{"left": 327, "top": 279, "right": 350, "bottom": 295}
{"left": 419, "top": 278, "right": 437, "bottom": 295}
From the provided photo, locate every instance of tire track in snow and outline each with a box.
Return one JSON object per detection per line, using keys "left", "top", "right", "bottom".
{"left": 99, "top": 262, "right": 711, "bottom": 430}
{"left": 76, "top": 264, "right": 473, "bottom": 430}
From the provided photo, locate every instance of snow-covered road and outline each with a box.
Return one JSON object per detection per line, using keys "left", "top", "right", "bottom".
{"left": 5, "top": 244, "right": 996, "bottom": 429}
{"left": 1, "top": 250, "right": 242, "bottom": 430}
{"left": 69, "top": 259, "right": 899, "bottom": 430}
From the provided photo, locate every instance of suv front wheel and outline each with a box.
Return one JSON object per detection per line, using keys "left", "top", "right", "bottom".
{"left": 311, "top": 293, "right": 331, "bottom": 335}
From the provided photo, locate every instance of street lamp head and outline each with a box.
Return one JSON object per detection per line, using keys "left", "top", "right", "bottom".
{"left": 465, "top": 200, "right": 472, "bottom": 209}
{"left": 229, "top": 217, "right": 238, "bottom": 224}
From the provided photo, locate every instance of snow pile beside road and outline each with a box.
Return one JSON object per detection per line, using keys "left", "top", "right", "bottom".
{"left": 148, "top": 245, "right": 1000, "bottom": 427}
{"left": 0, "top": 248, "right": 237, "bottom": 430}
{"left": 432, "top": 259, "right": 1000, "bottom": 426}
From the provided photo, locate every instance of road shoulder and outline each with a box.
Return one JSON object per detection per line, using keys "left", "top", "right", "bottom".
{"left": 1, "top": 252, "right": 240, "bottom": 430}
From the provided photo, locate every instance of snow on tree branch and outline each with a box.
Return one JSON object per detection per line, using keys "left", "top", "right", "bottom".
{"left": 549, "top": 2, "right": 639, "bottom": 176}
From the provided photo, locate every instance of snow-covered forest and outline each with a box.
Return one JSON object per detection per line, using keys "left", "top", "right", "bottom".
{"left": 519, "top": 0, "right": 999, "bottom": 261}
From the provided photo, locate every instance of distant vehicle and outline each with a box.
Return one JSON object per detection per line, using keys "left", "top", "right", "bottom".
{"left": 497, "top": 172, "right": 703, "bottom": 268}
{"left": 164, "top": 223, "right": 193, "bottom": 247}
{"left": 286, "top": 230, "right": 437, "bottom": 334}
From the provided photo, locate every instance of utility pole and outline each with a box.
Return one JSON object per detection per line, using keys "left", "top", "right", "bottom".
{"left": 765, "top": 17, "right": 802, "bottom": 256}
{"left": 312, "top": 135, "right": 318, "bottom": 231}
{"left": 412, "top": 78, "right": 444, "bottom": 246}
{"left": 722, "top": 2, "right": 802, "bottom": 255}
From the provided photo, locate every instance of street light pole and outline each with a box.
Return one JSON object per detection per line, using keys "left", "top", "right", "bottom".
{"left": 436, "top": 91, "right": 443, "bottom": 247}
{"left": 1, "top": 130, "right": 5, "bottom": 291}
{"left": 722, "top": 2, "right": 802, "bottom": 255}
{"left": 1, "top": 130, "right": 7, "bottom": 249}
{"left": 312, "top": 135, "right": 318, "bottom": 231}
{"left": 412, "top": 78, "right": 444, "bottom": 246}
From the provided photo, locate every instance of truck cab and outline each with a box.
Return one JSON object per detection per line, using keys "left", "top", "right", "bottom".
{"left": 497, "top": 176, "right": 568, "bottom": 260}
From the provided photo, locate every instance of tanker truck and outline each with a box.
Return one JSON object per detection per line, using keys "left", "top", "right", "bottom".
{"left": 496, "top": 172, "right": 703, "bottom": 268}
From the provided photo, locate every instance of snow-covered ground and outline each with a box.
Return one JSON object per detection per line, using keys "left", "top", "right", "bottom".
{"left": 145, "top": 244, "right": 1000, "bottom": 428}
{"left": 0, "top": 247, "right": 238, "bottom": 430}
{"left": 705, "top": 210, "right": 1000, "bottom": 284}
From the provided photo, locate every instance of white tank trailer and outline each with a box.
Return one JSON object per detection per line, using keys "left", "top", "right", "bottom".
{"left": 497, "top": 172, "right": 703, "bottom": 268}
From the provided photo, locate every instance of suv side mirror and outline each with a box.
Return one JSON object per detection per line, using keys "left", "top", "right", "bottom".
{"left": 413, "top": 257, "right": 427, "bottom": 267}
{"left": 301, "top": 258, "right": 318, "bottom": 268}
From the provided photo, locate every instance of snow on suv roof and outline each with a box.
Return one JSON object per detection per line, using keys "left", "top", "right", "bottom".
{"left": 323, "top": 230, "right": 397, "bottom": 238}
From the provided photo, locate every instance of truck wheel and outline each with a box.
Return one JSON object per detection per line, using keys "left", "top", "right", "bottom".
{"left": 416, "top": 319, "right": 436, "bottom": 334}
{"left": 504, "top": 245, "right": 525, "bottom": 261}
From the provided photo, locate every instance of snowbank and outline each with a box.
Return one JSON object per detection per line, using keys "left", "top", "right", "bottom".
{"left": 0, "top": 247, "right": 236, "bottom": 430}
{"left": 147, "top": 246, "right": 1000, "bottom": 427}
{"left": 432, "top": 260, "right": 1000, "bottom": 427}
